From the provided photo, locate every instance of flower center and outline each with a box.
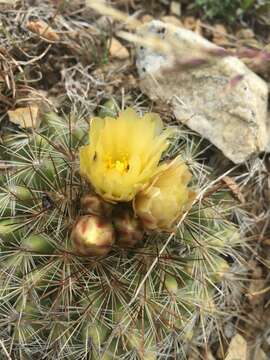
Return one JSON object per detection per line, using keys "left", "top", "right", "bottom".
{"left": 106, "top": 155, "right": 129, "bottom": 175}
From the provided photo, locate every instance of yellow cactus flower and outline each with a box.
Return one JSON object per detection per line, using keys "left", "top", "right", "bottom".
{"left": 80, "top": 108, "right": 173, "bottom": 202}
{"left": 133, "top": 157, "right": 195, "bottom": 231}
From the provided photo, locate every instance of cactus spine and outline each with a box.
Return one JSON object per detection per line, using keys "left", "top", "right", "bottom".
{"left": 0, "top": 110, "right": 245, "bottom": 359}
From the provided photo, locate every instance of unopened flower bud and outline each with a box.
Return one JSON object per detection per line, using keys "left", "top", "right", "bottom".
{"left": 114, "top": 210, "right": 143, "bottom": 248}
{"left": 71, "top": 215, "right": 115, "bottom": 256}
{"left": 134, "top": 157, "right": 195, "bottom": 231}
{"left": 80, "top": 194, "right": 112, "bottom": 217}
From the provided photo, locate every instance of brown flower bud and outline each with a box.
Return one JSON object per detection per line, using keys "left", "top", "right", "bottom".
{"left": 80, "top": 194, "right": 112, "bottom": 217}
{"left": 114, "top": 210, "right": 143, "bottom": 248}
{"left": 71, "top": 215, "right": 115, "bottom": 256}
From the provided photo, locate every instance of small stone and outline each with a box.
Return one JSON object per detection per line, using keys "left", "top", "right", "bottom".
{"left": 136, "top": 20, "right": 269, "bottom": 164}
{"left": 109, "top": 38, "right": 129, "bottom": 60}
{"left": 8, "top": 105, "right": 39, "bottom": 129}
{"left": 170, "top": 1, "right": 181, "bottom": 16}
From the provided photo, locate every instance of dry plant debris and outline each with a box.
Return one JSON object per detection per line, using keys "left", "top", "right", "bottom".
{"left": 7, "top": 105, "right": 39, "bottom": 128}
{"left": 26, "top": 20, "right": 60, "bottom": 41}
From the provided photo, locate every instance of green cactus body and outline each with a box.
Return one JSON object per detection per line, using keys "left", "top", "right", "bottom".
{"left": 0, "top": 111, "right": 246, "bottom": 359}
{"left": 0, "top": 218, "right": 22, "bottom": 241}
{"left": 98, "top": 99, "right": 119, "bottom": 118}
{"left": 0, "top": 184, "right": 33, "bottom": 217}
{"left": 81, "top": 321, "right": 109, "bottom": 348}
{"left": 21, "top": 234, "right": 55, "bottom": 254}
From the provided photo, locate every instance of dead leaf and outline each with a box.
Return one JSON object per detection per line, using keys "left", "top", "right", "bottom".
{"left": 109, "top": 38, "right": 129, "bottom": 59}
{"left": 27, "top": 20, "right": 60, "bottom": 41}
{"left": 225, "top": 334, "right": 247, "bottom": 360}
{"left": 222, "top": 176, "right": 245, "bottom": 204}
{"left": 8, "top": 105, "right": 39, "bottom": 129}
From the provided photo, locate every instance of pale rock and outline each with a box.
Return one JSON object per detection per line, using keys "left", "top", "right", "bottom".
{"left": 136, "top": 20, "right": 269, "bottom": 164}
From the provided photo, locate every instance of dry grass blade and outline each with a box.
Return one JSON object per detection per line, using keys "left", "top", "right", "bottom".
{"left": 0, "top": 339, "right": 12, "bottom": 360}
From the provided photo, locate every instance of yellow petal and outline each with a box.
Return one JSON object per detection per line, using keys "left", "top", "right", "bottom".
{"left": 134, "top": 156, "right": 195, "bottom": 231}
{"left": 79, "top": 108, "right": 174, "bottom": 202}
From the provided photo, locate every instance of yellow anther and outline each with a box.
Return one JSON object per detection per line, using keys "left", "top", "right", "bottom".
{"left": 105, "top": 154, "right": 129, "bottom": 174}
